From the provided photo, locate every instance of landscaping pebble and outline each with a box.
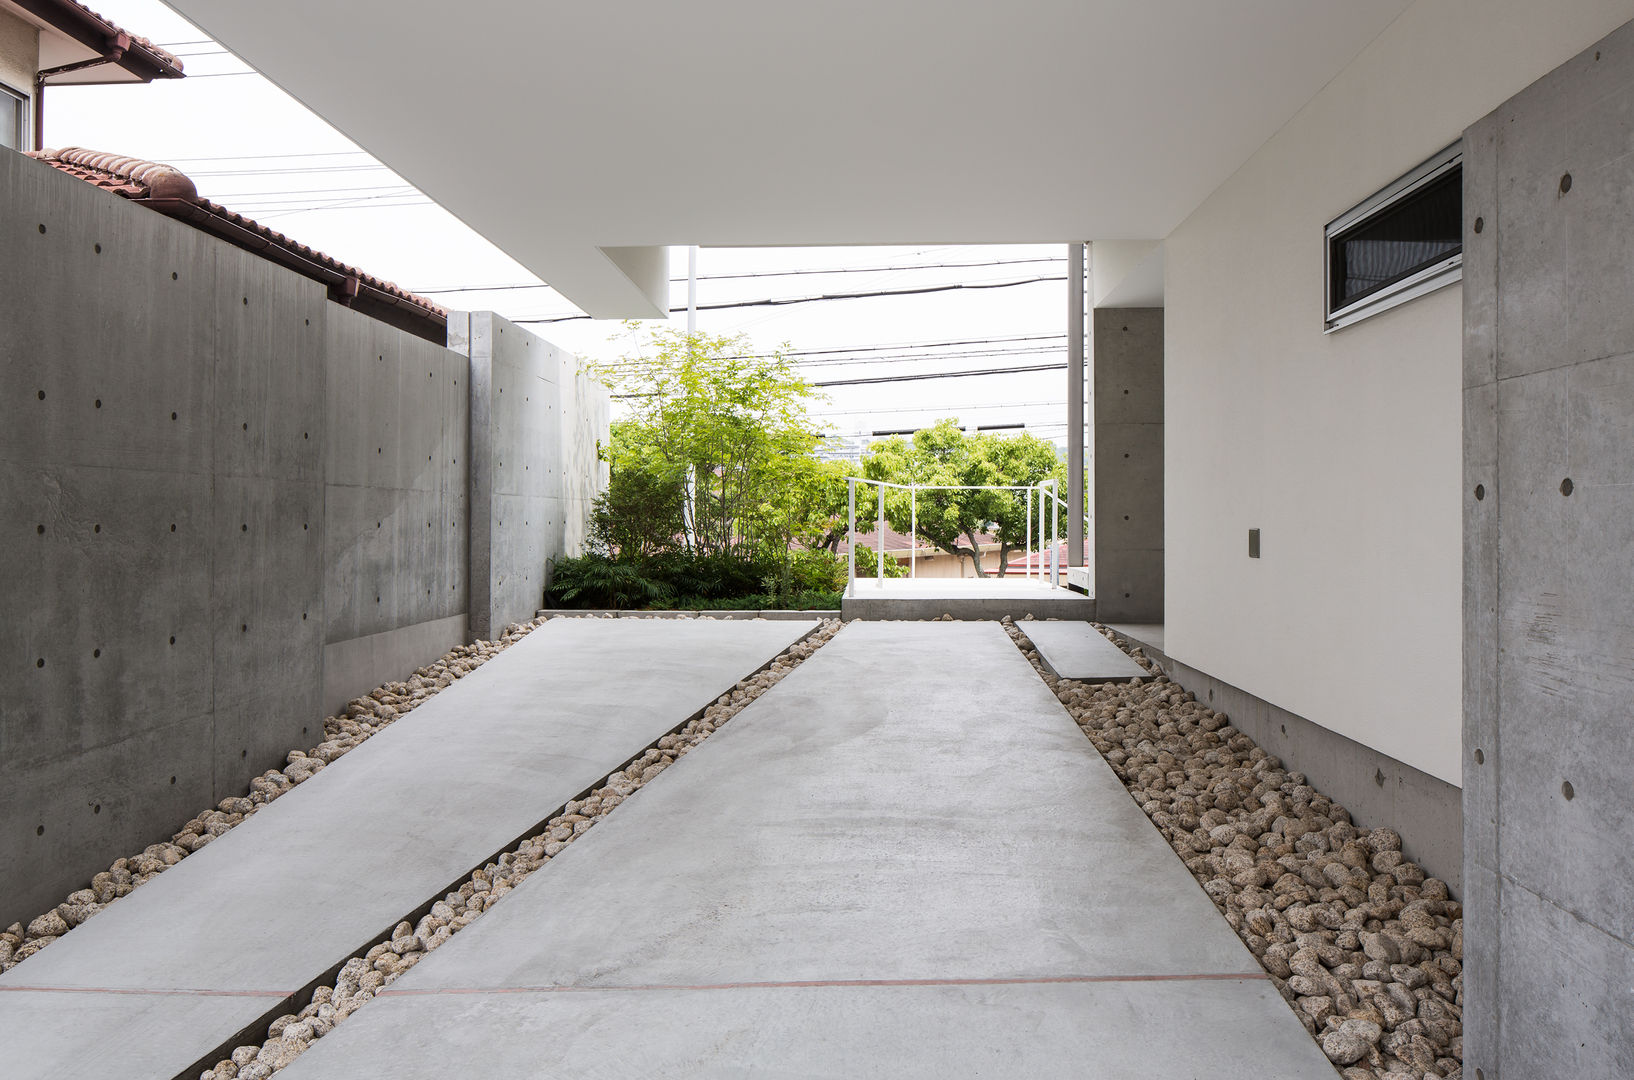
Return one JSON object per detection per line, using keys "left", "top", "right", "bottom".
{"left": 1002, "top": 617, "right": 1463, "bottom": 1080}
{"left": 192, "top": 618, "right": 841, "bottom": 1080}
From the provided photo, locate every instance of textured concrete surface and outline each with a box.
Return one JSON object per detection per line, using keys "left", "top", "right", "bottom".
{"left": 457, "top": 312, "right": 607, "bottom": 639}
{"left": 320, "top": 613, "right": 467, "bottom": 718}
{"left": 278, "top": 622, "right": 1331, "bottom": 1078}
{"left": 841, "top": 577, "right": 1095, "bottom": 621}
{"left": 0, "top": 618, "right": 815, "bottom": 1080}
{"left": 1463, "top": 23, "right": 1634, "bottom": 1075}
{"left": 1021, "top": 620, "right": 1149, "bottom": 681}
{"left": 1093, "top": 308, "right": 1164, "bottom": 623}
{"left": 0, "top": 152, "right": 608, "bottom": 931}
{"left": 1107, "top": 625, "right": 1462, "bottom": 894}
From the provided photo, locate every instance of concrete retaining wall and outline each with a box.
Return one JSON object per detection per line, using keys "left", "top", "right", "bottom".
{"left": 0, "top": 149, "right": 606, "bottom": 929}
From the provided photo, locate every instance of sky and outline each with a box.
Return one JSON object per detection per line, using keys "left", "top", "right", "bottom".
{"left": 44, "top": 0, "right": 1074, "bottom": 454}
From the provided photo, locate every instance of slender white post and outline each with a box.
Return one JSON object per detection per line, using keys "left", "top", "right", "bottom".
{"left": 1050, "top": 480, "right": 1060, "bottom": 589}
{"left": 1025, "top": 488, "right": 1033, "bottom": 581}
{"left": 877, "top": 483, "right": 886, "bottom": 590}
{"left": 687, "top": 246, "right": 698, "bottom": 333}
{"left": 1067, "top": 241, "right": 1085, "bottom": 569}
{"left": 910, "top": 486, "right": 917, "bottom": 579}
{"left": 846, "top": 478, "right": 856, "bottom": 596}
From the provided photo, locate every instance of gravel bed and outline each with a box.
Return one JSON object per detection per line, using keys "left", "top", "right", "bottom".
{"left": 1003, "top": 617, "right": 1463, "bottom": 1080}
{"left": 193, "top": 617, "right": 841, "bottom": 1080}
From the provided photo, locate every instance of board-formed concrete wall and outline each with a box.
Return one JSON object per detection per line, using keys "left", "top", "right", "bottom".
{"left": 1462, "top": 21, "right": 1634, "bottom": 1077}
{"left": 1093, "top": 308, "right": 1163, "bottom": 623}
{"left": 0, "top": 149, "right": 606, "bottom": 930}
{"left": 450, "top": 311, "right": 608, "bottom": 640}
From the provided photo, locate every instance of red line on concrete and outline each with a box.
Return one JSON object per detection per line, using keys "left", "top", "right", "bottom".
{"left": 0, "top": 985, "right": 292, "bottom": 998}
{"left": 379, "top": 971, "right": 1269, "bottom": 997}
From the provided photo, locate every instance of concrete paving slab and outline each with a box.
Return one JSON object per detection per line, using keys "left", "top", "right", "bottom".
{"left": 0, "top": 618, "right": 816, "bottom": 1080}
{"left": 280, "top": 981, "right": 1326, "bottom": 1079}
{"left": 278, "top": 622, "right": 1332, "bottom": 1078}
{"left": 842, "top": 577, "right": 1095, "bottom": 621}
{"left": 1022, "top": 620, "right": 1151, "bottom": 681}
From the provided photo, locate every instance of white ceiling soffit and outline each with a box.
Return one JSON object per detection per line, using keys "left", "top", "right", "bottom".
{"left": 1091, "top": 240, "right": 1164, "bottom": 308}
{"left": 163, "top": 0, "right": 1412, "bottom": 319}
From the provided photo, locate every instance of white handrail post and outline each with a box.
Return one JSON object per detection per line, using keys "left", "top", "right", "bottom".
{"left": 910, "top": 486, "right": 917, "bottom": 579}
{"left": 846, "top": 477, "right": 856, "bottom": 597}
{"left": 1025, "top": 487, "right": 1033, "bottom": 581}
{"left": 877, "top": 483, "right": 886, "bottom": 590}
{"left": 1050, "top": 480, "right": 1059, "bottom": 589}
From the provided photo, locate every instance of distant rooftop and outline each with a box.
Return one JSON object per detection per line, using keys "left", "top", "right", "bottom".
{"left": 29, "top": 146, "right": 448, "bottom": 343}
{"left": 3, "top": 0, "right": 186, "bottom": 83}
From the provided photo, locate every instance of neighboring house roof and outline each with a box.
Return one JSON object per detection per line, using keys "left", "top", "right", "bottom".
{"left": 28, "top": 147, "right": 448, "bottom": 343}
{"left": 837, "top": 527, "right": 999, "bottom": 557}
{"left": 1006, "top": 539, "right": 1090, "bottom": 571}
{"left": 2, "top": 0, "right": 186, "bottom": 83}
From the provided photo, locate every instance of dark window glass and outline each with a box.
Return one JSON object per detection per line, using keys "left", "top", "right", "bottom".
{"left": 1329, "top": 164, "right": 1461, "bottom": 312}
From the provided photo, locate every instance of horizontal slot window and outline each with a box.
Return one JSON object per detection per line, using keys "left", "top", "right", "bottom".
{"left": 1325, "top": 144, "right": 1462, "bottom": 331}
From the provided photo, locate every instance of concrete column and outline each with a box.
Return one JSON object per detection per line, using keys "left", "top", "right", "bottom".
{"left": 1067, "top": 242, "right": 1085, "bottom": 567}
{"left": 1092, "top": 308, "right": 1163, "bottom": 622}
{"left": 1461, "top": 21, "right": 1634, "bottom": 1077}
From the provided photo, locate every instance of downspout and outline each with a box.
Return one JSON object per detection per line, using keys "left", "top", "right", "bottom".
{"left": 33, "top": 32, "right": 129, "bottom": 150}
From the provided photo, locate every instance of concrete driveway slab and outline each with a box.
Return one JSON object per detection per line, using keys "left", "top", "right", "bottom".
{"left": 0, "top": 617, "right": 816, "bottom": 1080}
{"left": 278, "top": 622, "right": 1332, "bottom": 1078}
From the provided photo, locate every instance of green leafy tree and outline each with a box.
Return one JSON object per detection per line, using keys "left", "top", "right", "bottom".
{"left": 589, "top": 326, "right": 851, "bottom": 601}
{"left": 861, "top": 420, "right": 1065, "bottom": 576}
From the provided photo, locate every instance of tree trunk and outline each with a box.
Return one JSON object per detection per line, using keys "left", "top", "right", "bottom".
{"left": 964, "top": 530, "right": 988, "bottom": 577}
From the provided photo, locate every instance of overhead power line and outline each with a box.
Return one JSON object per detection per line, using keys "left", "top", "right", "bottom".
{"left": 810, "top": 363, "right": 1067, "bottom": 388}
{"left": 411, "top": 257, "right": 1064, "bottom": 294}
{"left": 517, "top": 275, "right": 1065, "bottom": 325}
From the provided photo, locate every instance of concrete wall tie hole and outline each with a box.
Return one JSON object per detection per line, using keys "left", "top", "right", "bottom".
{"left": 1475, "top": 748, "right": 1486, "bottom": 764}
{"left": 1374, "top": 768, "right": 1386, "bottom": 787}
{"left": 94, "top": 243, "right": 101, "bottom": 254}
{"left": 94, "top": 399, "right": 101, "bottom": 408}
{"left": 1562, "top": 780, "right": 1575, "bottom": 801}
{"left": 1473, "top": 216, "right": 1484, "bottom": 234}
{"left": 1560, "top": 478, "right": 1573, "bottom": 495}
{"left": 1474, "top": 484, "right": 1486, "bottom": 500}
{"left": 93, "top": 524, "right": 100, "bottom": 534}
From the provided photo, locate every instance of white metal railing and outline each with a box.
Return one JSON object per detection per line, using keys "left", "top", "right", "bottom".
{"left": 845, "top": 477, "right": 1063, "bottom": 596}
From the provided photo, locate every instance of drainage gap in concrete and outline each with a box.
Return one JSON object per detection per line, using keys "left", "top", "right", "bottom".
{"left": 192, "top": 618, "right": 841, "bottom": 1080}
{"left": 1002, "top": 616, "right": 1463, "bottom": 1080}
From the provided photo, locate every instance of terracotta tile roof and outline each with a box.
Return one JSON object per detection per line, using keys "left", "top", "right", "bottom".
{"left": 29, "top": 147, "right": 448, "bottom": 343}
{"left": 11, "top": 0, "right": 186, "bottom": 79}
{"left": 837, "top": 527, "right": 999, "bottom": 555}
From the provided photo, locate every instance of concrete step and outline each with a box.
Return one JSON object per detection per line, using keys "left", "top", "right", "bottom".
{"left": 0, "top": 618, "right": 819, "bottom": 1080}
{"left": 840, "top": 577, "right": 1095, "bottom": 621}
{"left": 272, "top": 621, "right": 1332, "bottom": 1079}
{"left": 1018, "top": 620, "right": 1151, "bottom": 681}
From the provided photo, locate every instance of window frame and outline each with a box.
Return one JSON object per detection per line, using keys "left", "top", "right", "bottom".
{"left": 0, "top": 80, "right": 29, "bottom": 153}
{"left": 1324, "top": 141, "right": 1463, "bottom": 333}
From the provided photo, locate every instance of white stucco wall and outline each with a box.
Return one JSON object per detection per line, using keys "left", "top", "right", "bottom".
{"left": 0, "top": 7, "right": 38, "bottom": 103}
{"left": 1164, "top": 0, "right": 1634, "bottom": 787}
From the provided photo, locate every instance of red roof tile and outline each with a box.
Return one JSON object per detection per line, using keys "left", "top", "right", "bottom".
{"left": 30, "top": 147, "right": 448, "bottom": 343}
